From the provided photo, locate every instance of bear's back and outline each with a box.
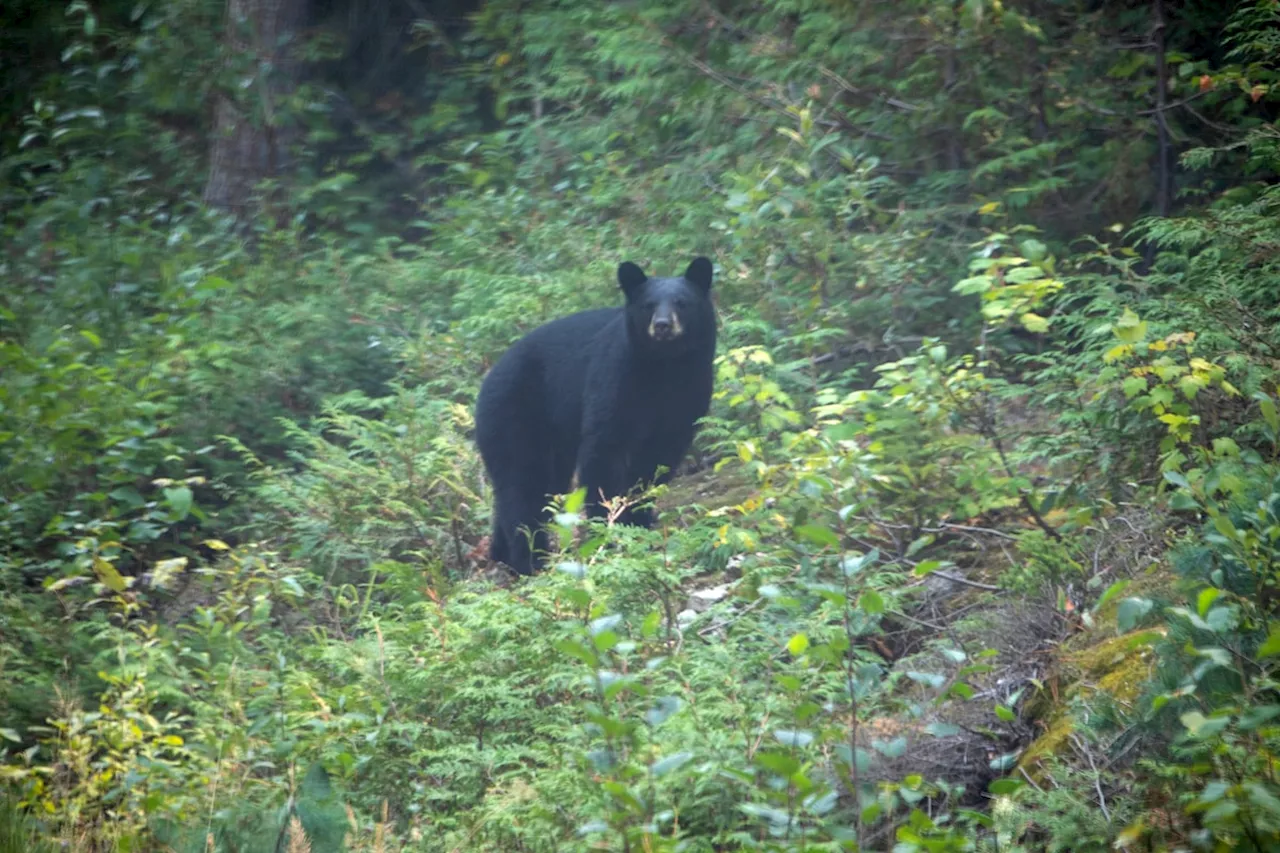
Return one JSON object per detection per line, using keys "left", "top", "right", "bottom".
{"left": 475, "top": 307, "right": 622, "bottom": 448}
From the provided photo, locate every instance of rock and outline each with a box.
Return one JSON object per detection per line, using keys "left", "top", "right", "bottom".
{"left": 687, "top": 582, "right": 734, "bottom": 613}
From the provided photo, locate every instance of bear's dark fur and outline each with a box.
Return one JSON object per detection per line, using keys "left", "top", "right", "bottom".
{"left": 474, "top": 257, "right": 717, "bottom": 575}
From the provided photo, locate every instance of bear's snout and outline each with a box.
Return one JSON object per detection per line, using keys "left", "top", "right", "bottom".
{"left": 648, "top": 309, "right": 684, "bottom": 340}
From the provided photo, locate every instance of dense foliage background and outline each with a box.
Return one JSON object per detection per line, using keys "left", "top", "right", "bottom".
{"left": 4, "top": 0, "right": 1280, "bottom": 850}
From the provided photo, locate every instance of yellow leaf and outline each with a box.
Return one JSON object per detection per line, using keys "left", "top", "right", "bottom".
{"left": 151, "top": 557, "right": 188, "bottom": 590}
{"left": 1103, "top": 344, "right": 1133, "bottom": 363}
{"left": 1019, "top": 312, "right": 1050, "bottom": 333}
{"left": 92, "top": 557, "right": 128, "bottom": 593}
{"left": 203, "top": 539, "right": 231, "bottom": 550}
{"left": 1114, "top": 818, "right": 1145, "bottom": 848}
{"left": 977, "top": 201, "right": 1001, "bottom": 215}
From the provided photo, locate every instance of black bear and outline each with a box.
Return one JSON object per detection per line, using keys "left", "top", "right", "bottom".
{"left": 474, "top": 257, "right": 717, "bottom": 575}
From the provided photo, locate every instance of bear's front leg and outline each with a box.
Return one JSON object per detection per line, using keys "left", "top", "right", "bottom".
{"left": 617, "top": 422, "right": 697, "bottom": 528}
{"left": 575, "top": 434, "right": 630, "bottom": 521}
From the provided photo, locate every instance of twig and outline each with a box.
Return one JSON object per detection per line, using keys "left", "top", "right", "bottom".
{"left": 874, "top": 520, "right": 1020, "bottom": 541}
{"left": 889, "top": 609, "right": 949, "bottom": 631}
{"left": 1070, "top": 731, "right": 1111, "bottom": 822}
{"left": 697, "top": 594, "right": 767, "bottom": 637}
{"left": 1018, "top": 765, "right": 1046, "bottom": 794}
{"left": 928, "top": 570, "right": 1001, "bottom": 592}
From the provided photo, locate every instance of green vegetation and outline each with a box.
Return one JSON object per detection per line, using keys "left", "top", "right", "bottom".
{"left": 3, "top": 0, "right": 1280, "bottom": 849}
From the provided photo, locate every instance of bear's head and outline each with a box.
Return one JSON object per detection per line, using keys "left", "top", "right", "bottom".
{"left": 617, "top": 257, "right": 716, "bottom": 358}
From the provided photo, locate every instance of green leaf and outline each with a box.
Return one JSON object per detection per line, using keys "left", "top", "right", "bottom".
{"left": 1094, "top": 579, "right": 1130, "bottom": 613}
{"left": 590, "top": 614, "right": 622, "bottom": 636}
{"left": 645, "top": 696, "right": 681, "bottom": 727}
{"left": 1196, "top": 587, "right": 1221, "bottom": 618}
{"left": 556, "top": 639, "right": 597, "bottom": 666}
{"left": 740, "top": 802, "right": 792, "bottom": 826}
{"left": 1179, "top": 374, "right": 1206, "bottom": 400}
{"left": 651, "top": 751, "right": 693, "bottom": 777}
{"left": 1204, "top": 606, "right": 1236, "bottom": 633}
{"left": 860, "top": 589, "right": 885, "bottom": 615}
{"left": 808, "top": 790, "right": 838, "bottom": 816}
{"left": 557, "top": 561, "right": 586, "bottom": 580}
{"left": 834, "top": 744, "right": 872, "bottom": 772}
{"left": 988, "top": 778, "right": 1025, "bottom": 795}
{"left": 1180, "top": 711, "right": 1230, "bottom": 739}
{"left": 641, "top": 610, "right": 662, "bottom": 639}
{"left": 1117, "top": 597, "right": 1153, "bottom": 631}
{"left": 1122, "top": 375, "right": 1147, "bottom": 398}
{"left": 794, "top": 524, "right": 840, "bottom": 548}
{"left": 873, "top": 736, "right": 908, "bottom": 758}
{"left": 786, "top": 633, "right": 810, "bottom": 656}
{"left": 773, "top": 729, "right": 814, "bottom": 748}
{"left": 1256, "top": 393, "right": 1279, "bottom": 435}
{"left": 1113, "top": 308, "right": 1147, "bottom": 345}
{"left": 563, "top": 486, "right": 587, "bottom": 514}
{"left": 1258, "top": 624, "right": 1280, "bottom": 658}
{"left": 163, "top": 486, "right": 193, "bottom": 520}
{"left": 906, "top": 671, "right": 946, "bottom": 689}
{"left": 1162, "top": 470, "right": 1190, "bottom": 490}
{"left": 1212, "top": 437, "right": 1240, "bottom": 458}
{"left": 913, "top": 559, "right": 943, "bottom": 576}
{"left": 1240, "top": 705, "right": 1280, "bottom": 731}
{"left": 843, "top": 548, "right": 879, "bottom": 577}
{"left": 1018, "top": 238, "right": 1048, "bottom": 262}
{"left": 995, "top": 704, "right": 1016, "bottom": 722}
{"left": 755, "top": 750, "right": 801, "bottom": 777}
{"left": 953, "top": 275, "right": 993, "bottom": 295}
{"left": 1245, "top": 782, "right": 1280, "bottom": 818}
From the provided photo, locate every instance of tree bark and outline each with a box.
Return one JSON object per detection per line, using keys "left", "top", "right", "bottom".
{"left": 1152, "top": 0, "right": 1173, "bottom": 217}
{"left": 203, "top": 0, "right": 307, "bottom": 218}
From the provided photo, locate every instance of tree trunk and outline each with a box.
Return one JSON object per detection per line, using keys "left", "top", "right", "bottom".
{"left": 203, "top": 0, "right": 307, "bottom": 218}
{"left": 1151, "top": 0, "right": 1173, "bottom": 218}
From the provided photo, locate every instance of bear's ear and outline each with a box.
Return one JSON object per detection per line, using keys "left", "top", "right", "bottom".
{"left": 684, "top": 256, "right": 713, "bottom": 293}
{"left": 617, "top": 261, "right": 648, "bottom": 296}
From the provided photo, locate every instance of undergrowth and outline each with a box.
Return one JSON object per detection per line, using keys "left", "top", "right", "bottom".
{"left": 4, "top": 0, "right": 1280, "bottom": 850}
